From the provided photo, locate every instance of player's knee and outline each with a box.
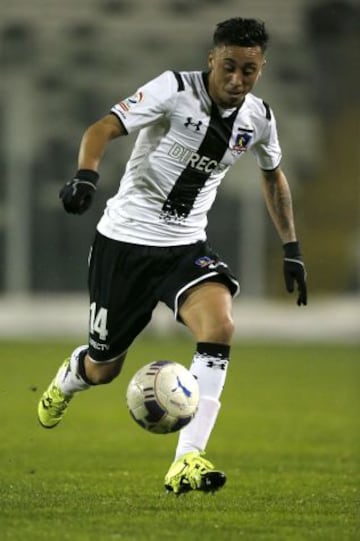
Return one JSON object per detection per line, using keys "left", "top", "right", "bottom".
{"left": 88, "top": 371, "right": 117, "bottom": 385}
{"left": 216, "top": 314, "right": 234, "bottom": 342}
{"left": 85, "top": 355, "right": 123, "bottom": 385}
{"left": 201, "top": 314, "right": 235, "bottom": 343}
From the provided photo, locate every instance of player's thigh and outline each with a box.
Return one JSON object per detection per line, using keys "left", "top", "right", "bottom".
{"left": 87, "top": 233, "right": 158, "bottom": 361}
{"left": 179, "top": 280, "right": 235, "bottom": 343}
{"left": 159, "top": 241, "right": 239, "bottom": 342}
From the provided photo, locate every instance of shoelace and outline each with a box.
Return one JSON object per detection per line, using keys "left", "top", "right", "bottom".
{"left": 190, "top": 456, "right": 214, "bottom": 471}
{"left": 43, "top": 388, "right": 70, "bottom": 414}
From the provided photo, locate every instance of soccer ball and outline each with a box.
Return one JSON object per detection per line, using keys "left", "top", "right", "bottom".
{"left": 126, "top": 360, "right": 199, "bottom": 434}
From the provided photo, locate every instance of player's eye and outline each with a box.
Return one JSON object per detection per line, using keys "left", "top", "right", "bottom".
{"left": 243, "top": 68, "right": 257, "bottom": 76}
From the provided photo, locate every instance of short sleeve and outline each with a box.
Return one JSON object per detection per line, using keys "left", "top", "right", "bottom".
{"left": 251, "top": 106, "right": 282, "bottom": 171}
{"left": 111, "top": 71, "right": 179, "bottom": 133}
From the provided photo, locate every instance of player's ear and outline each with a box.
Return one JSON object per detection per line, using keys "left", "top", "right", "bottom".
{"left": 208, "top": 49, "right": 215, "bottom": 70}
{"left": 259, "top": 58, "right": 267, "bottom": 76}
{"left": 255, "top": 58, "right": 266, "bottom": 82}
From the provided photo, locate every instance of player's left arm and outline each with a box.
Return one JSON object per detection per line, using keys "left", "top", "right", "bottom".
{"left": 261, "top": 166, "right": 307, "bottom": 306}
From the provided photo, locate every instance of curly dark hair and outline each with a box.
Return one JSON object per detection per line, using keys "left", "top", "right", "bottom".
{"left": 213, "top": 17, "right": 269, "bottom": 52}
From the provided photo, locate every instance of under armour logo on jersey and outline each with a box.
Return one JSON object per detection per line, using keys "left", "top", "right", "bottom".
{"left": 184, "top": 117, "right": 203, "bottom": 131}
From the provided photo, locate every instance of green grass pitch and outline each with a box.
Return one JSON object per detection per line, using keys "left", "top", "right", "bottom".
{"left": 0, "top": 337, "right": 359, "bottom": 540}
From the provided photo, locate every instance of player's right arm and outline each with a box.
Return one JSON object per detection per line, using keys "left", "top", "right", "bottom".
{"left": 78, "top": 113, "right": 127, "bottom": 172}
{"left": 59, "top": 114, "right": 126, "bottom": 215}
{"left": 60, "top": 71, "right": 178, "bottom": 215}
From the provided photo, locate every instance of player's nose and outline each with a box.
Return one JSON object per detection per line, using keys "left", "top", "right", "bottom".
{"left": 229, "top": 70, "right": 244, "bottom": 89}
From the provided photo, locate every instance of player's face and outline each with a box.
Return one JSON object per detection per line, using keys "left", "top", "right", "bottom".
{"left": 208, "top": 45, "right": 265, "bottom": 108}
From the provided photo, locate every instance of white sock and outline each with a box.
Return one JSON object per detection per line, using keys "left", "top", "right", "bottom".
{"left": 55, "top": 345, "right": 91, "bottom": 396}
{"left": 174, "top": 343, "right": 230, "bottom": 460}
{"left": 174, "top": 395, "right": 221, "bottom": 459}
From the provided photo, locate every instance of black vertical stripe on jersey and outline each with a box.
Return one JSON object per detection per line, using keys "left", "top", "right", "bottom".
{"left": 161, "top": 103, "right": 237, "bottom": 221}
{"left": 172, "top": 71, "right": 185, "bottom": 92}
{"left": 262, "top": 100, "right": 271, "bottom": 120}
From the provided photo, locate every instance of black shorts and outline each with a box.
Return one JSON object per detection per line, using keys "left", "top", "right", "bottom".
{"left": 87, "top": 232, "right": 239, "bottom": 361}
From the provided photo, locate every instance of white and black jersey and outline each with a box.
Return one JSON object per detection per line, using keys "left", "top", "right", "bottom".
{"left": 97, "top": 70, "right": 282, "bottom": 246}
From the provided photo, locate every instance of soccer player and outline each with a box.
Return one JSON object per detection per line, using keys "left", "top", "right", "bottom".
{"left": 38, "top": 17, "right": 307, "bottom": 494}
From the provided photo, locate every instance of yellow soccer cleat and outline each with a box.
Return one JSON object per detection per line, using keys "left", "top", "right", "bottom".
{"left": 164, "top": 451, "right": 226, "bottom": 494}
{"left": 37, "top": 361, "right": 73, "bottom": 428}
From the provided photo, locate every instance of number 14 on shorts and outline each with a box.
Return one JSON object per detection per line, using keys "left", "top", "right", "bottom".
{"left": 89, "top": 302, "right": 109, "bottom": 340}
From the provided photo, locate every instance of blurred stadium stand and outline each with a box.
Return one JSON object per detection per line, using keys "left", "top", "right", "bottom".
{"left": 0, "top": 0, "right": 359, "bottom": 339}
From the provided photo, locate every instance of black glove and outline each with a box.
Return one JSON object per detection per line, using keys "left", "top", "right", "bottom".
{"left": 59, "top": 169, "right": 99, "bottom": 214}
{"left": 283, "top": 241, "right": 307, "bottom": 306}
